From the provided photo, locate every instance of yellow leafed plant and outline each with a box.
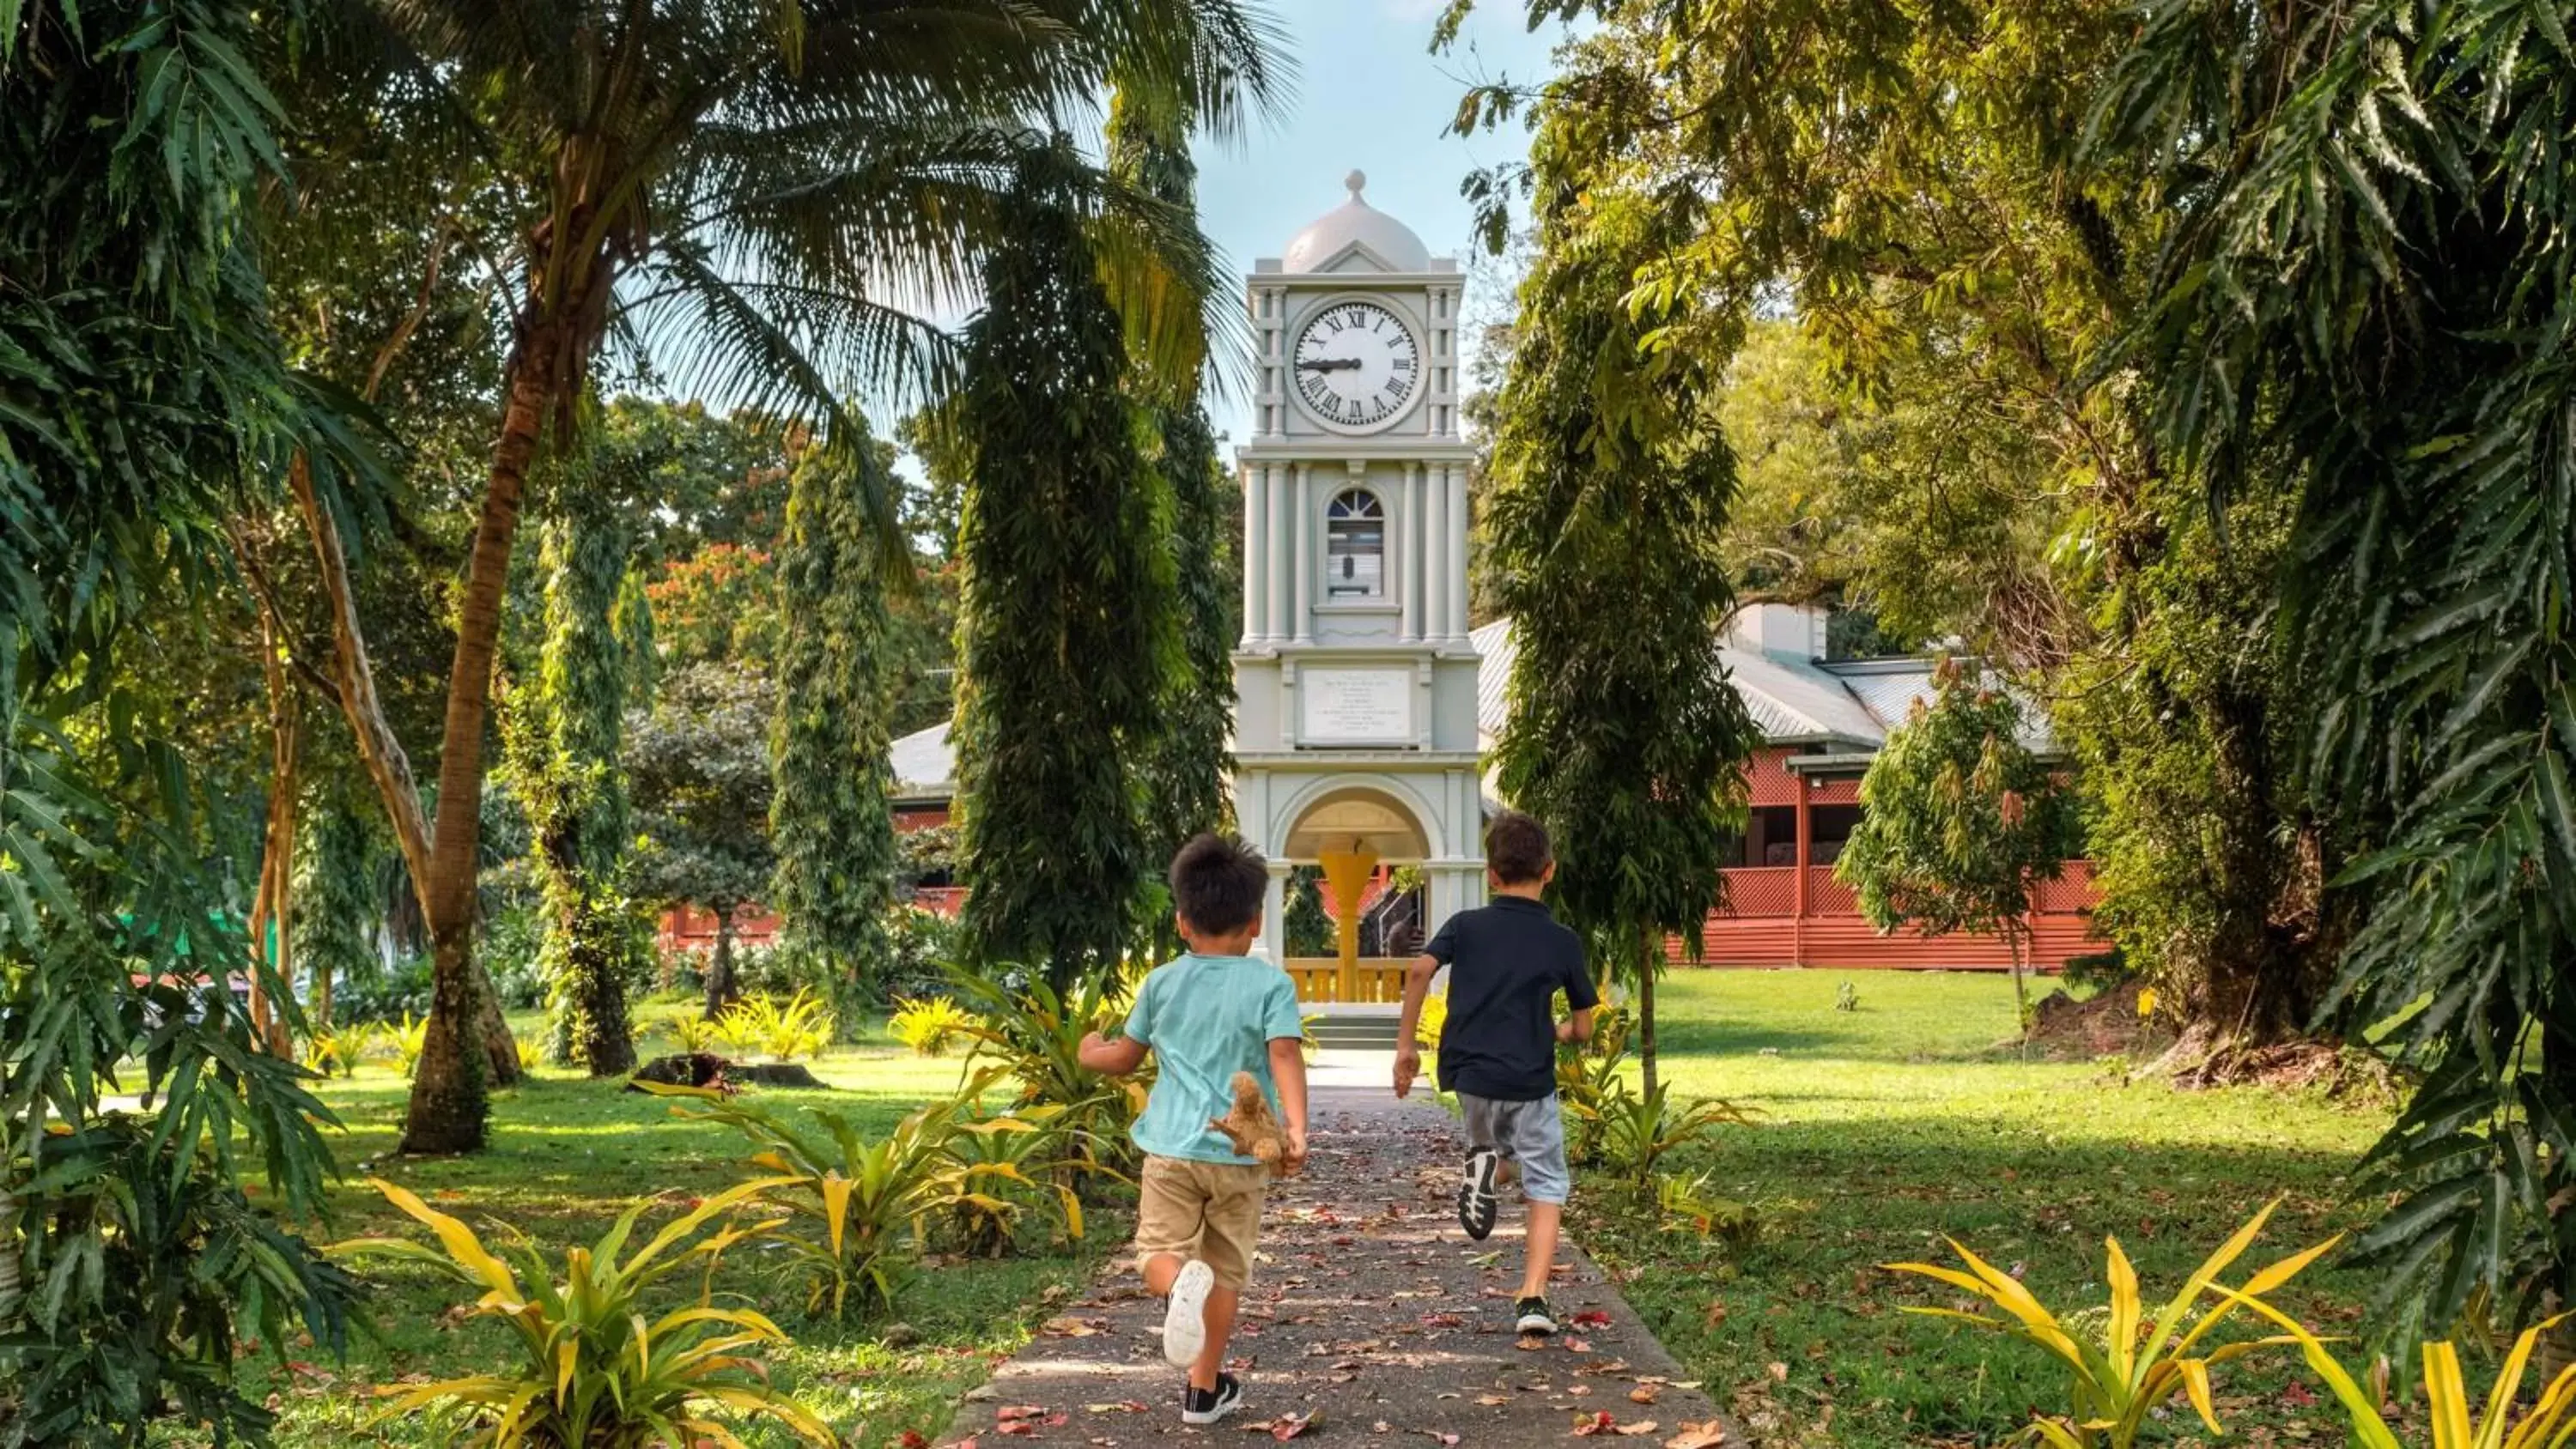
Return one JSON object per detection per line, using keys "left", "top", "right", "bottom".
{"left": 890, "top": 995, "right": 975, "bottom": 1056}
{"left": 329, "top": 1177, "right": 832, "bottom": 1446}
{"left": 2219, "top": 1293, "right": 2576, "bottom": 1449}
{"left": 1885, "top": 1199, "right": 2331, "bottom": 1448}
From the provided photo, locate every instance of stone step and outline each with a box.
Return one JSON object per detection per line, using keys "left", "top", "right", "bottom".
{"left": 1305, "top": 1014, "right": 1404, "bottom": 1049}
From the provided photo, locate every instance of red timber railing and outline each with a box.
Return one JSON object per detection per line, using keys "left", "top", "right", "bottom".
{"left": 1667, "top": 859, "right": 2103, "bottom": 971}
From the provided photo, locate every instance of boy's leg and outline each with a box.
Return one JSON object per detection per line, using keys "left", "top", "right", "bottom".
{"left": 1175, "top": 1164, "right": 1267, "bottom": 1422}
{"left": 1133, "top": 1160, "right": 1219, "bottom": 1371}
{"left": 1455, "top": 1094, "right": 1504, "bottom": 1240}
{"left": 1504, "top": 1097, "right": 1574, "bottom": 1331}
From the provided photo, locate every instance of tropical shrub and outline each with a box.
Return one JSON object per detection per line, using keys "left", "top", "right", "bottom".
{"left": 2221, "top": 1296, "right": 2576, "bottom": 1449}
{"left": 1415, "top": 990, "right": 1448, "bottom": 1052}
{"left": 301, "top": 1023, "right": 370, "bottom": 1078}
{"left": 660, "top": 1014, "right": 725, "bottom": 1055}
{"left": 884, "top": 906, "right": 965, "bottom": 1000}
{"left": 393, "top": 1013, "right": 431, "bottom": 1078}
{"left": 652, "top": 1078, "right": 1015, "bottom": 1320}
{"left": 3, "top": 1116, "right": 355, "bottom": 1446}
{"left": 1577, "top": 1077, "right": 1751, "bottom": 1185}
{"left": 946, "top": 967, "right": 1145, "bottom": 1177}
{"left": 1885, "top": 1203, "right": 2332, "bottom": 1449}
{"left": 713, "top": 991, "right": 834, "bottom": 1063}
{"left": 938, "top": 1103, "right": 1092, "bottom": 1258}
{"left": 890, "top": 996, "right": 974, "bottom": 1057}
{"left": 331, "top": 1178, "right": 830, "bottom": 1446}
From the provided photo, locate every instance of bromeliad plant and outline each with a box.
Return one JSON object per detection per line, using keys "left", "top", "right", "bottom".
{"left": 1583, "top": 1078, "right": 1752, "bottom": 1185}
{"left": 946, "top": 967, "right": 1147, "bottom": 1177}
{"left": 713, "top": 991, "right": 835, "bottom": 1064}
{"left": 1885, "top": 1201, "right": 2333, "bottom": 1449}
{"left": 330, "top": 1178, "right": 831, "bottom": 1447}
{"left": 939, "top": 1101, "right": 1096, "bottom": 1258}
{"left": 651, "top": 1076, "right": 1028, "bottom": 1319}
{"left": 2219, "top": 1295, "right": 2576, "bottom": 1449}
{"left": 889, "top": 995, "right": 974, "bottom": 1057}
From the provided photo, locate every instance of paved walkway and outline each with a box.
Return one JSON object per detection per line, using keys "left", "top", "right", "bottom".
{"left": 956, "top": 1075, "right": 1735, "bottom": 1449}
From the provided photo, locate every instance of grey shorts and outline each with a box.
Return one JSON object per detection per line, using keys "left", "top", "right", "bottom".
{"left": 1459, "top": 1092, "right": 1571, "bottom": 1204}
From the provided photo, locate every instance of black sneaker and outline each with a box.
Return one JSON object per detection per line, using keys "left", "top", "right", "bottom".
{"left": 1458, "top": 1149, "right": 1500, "bottom": 1240}
{"left": 1515, "top": 1296, "right": 1558, "bottom": 1336}
{"left": 1182, "top": 1373, "right": 1245, "bottom": 1426}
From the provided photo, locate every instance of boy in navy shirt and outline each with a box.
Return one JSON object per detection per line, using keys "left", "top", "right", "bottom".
{"left": 1394, "top": 811, "right": 1595, "bottom": 1335}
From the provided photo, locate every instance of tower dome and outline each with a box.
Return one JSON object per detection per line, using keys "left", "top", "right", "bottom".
{"left": 1281, "top": 171, "right": 1432, "bottom": 274}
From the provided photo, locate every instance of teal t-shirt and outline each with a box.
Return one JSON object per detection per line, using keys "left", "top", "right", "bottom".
{"left": 1123, "top": 953, "right": 1305, "bottom": 1166}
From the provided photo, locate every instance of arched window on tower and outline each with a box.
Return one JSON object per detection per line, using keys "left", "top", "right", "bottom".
{"left": 1325, "top": 488, "right": 1386, "bottom": 599}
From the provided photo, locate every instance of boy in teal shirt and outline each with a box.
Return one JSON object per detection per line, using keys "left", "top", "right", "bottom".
{"left": 1079, "top": 834, "right": 1309, "bottom": 1426}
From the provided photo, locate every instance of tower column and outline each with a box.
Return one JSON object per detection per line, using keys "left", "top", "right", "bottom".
{"left": 1425, "top": 461, "right": 1449, "bottom": 640}
{"left": 1267, "top": 462, "right": 1291, "bottom": 645}
{"left": 1242, "top": 464, "right": 1269, "bottom": 646}
{"left": 1291, "top": 464, "right": 1313, "bottom": 646}
{"left": 1400, "top": 462, "right": 1423, "bottom": 643}
{"left": 1444, "top": 463, "right": 1471, "bottom": 645}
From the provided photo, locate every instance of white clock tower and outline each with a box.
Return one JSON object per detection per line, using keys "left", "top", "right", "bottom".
{"left": 1233, "top": 172, "right": 1485, "bottom": 995}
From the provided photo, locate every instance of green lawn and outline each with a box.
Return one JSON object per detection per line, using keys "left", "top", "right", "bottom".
{"left": 246, "top": 978, "right": 2401, "bottom": 1449}
{"left": 1576, "top": 970, "right": 2397, "bottom": 1449}
{"left": 244, "top": 1003, "right": 1116, "bottom": 1449}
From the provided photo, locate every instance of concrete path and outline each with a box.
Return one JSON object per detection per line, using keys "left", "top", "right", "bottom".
{"left": 953, "top": 1074, "right": 1735, "bottom": 1449}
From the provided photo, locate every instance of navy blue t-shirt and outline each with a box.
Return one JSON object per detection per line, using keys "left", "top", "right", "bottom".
{"left": 1425, "top": 895, "right": 1596, "bottom": 1100}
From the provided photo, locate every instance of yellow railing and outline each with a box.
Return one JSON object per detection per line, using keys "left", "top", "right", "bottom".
{"left": 1285, "top": 957, "right": 1412, "bottom": 1004}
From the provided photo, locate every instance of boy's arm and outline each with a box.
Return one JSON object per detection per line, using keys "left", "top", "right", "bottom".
{"left": 1393, "top": 952, "right": 1440, "bottom": 1098}
{"left": 1267, "top": 1036, "right": 1309, "bottom": 1173}
{"left": 1555, "top": 1005, "right": 1596, "bottom": 1045}
{"left": 1078, "top": 1030, "right": 1149, "bottom": 1076}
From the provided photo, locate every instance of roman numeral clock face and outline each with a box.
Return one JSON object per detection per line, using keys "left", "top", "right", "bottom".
{"left": 1292, "top": 301, "right": 1421, "bottom": 431}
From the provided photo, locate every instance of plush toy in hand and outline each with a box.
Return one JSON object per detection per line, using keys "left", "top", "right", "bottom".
{"left": 1206, "top": 1070, "right": 1288, "bottom": 1176}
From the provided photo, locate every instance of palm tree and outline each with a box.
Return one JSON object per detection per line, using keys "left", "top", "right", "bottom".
{"left": 329, "top": 0, "right": 1285, "bottom": 1153}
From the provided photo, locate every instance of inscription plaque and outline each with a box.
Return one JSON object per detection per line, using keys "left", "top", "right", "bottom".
{"left": 1299, "top": 667, "right": 1414, "bottom": 744}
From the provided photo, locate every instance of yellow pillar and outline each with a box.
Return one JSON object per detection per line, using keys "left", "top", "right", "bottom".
{"left": 1317, "top": 846, "right": 1379, "bottom": 1002}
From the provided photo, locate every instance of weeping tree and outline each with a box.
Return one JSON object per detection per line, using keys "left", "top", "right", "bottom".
{"left": 1111, "top": 90, "right": 1238, "bottom": 959}
{"left": 1836, "top": 661, "right": 2080, "bottom": 1023}
{"left": 510, "top": 485, "right": 646, "bottom": 1076}
{"left": 2089, "top": 0, "right": 2576, "bottom": 1345}
{"left": 769, "top": 440, "right": 902, "bottom": 999}
{"left": 612, "top": 566, "right": 659, "bottom": 712}
{"left": 954, "top": 137, "right": 1182, "bottom": 992}
{"left": 1484, "top": 110, "right": 1760, "bottom": 1100}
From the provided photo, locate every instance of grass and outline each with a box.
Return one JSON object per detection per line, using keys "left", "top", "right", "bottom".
{"left": 239, "top": 1001, "right": 1117, "bottom": 1449}
{"left": 1577, "top": 970, "right": 2397, "bottom": 1449}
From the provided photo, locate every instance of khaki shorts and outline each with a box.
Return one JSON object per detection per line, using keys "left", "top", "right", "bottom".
{"left": 1133, "top": 1155, "right": 1269, "bottom": 1289}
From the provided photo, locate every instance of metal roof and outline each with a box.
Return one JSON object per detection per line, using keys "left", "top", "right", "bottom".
{"left": 890, "top": 721, "right": 954, "bottom": 801}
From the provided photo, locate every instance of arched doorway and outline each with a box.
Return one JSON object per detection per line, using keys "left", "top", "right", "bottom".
{"left": 1267, "top": 784, "right": 1436, "bottom": 1005}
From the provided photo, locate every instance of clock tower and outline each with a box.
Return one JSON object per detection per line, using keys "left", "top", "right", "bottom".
{"left": 1233, "top": 172, "right": 1485, "bottom": 991}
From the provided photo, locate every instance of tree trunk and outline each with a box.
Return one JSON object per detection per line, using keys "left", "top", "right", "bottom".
{"left": 704, "top": 908, "right": 739, "bottom": 1020}
{"left": 2008, "top": 925, "right": 2031, "bottom": 1048}
{"left": 1637, "top": 940, "right": 1659, "bottom": 1101}
{"left": 247, "top": 607, "right": 299, "bottom": 1057}
{"left": 399, "top": 330, "right": 561, "bottom": 1154}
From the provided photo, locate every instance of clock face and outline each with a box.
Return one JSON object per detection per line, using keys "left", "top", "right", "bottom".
{"left": 1292, "top": 301, "right": 1421, "bottom": 431}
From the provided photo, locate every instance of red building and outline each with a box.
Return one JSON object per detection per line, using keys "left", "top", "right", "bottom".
{"left": 671, "top": 603, "right": 2102, "bottom": 972}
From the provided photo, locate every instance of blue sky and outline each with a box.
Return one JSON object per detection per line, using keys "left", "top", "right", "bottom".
{"left": 1188, "top": 1, "right": 1572, "bottom": 443}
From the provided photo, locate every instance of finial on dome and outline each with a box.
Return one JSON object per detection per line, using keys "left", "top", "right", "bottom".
{"left": 1345, "top": 169, "right": 1367, "bottom": 200}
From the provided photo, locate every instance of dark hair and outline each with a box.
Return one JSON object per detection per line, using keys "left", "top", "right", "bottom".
{"left": 1170, "top": 834, "right": 1268, "bottom": 937}
{"left": 1485, "top": 810, "right": 1553, "bottom": 885}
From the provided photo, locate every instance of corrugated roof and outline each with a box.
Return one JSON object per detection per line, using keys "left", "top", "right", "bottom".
{"left": 1471, "top": 618, "right": 1514, "bottom": 742}
{"left": 1473, "top": 618, "right": 1900, "bottom": 749}
{"left": 1828, "top": 661, "right": 2057, "bottom": 754}
{"left": 890, "top": 722, "right": 954, "bottom": 799}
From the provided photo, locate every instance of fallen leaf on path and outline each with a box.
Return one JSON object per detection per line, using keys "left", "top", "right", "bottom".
{"left": 1042, "top": 1318, "right": 1109, "bottom": 1338}
{"left": 1565, "top": 1385, "right": 1591, "bottom": 1397}
{"left": 1516, "top": 1336, "right": 1550, "bottom": 1352}
{"left": 1572, "top": 1413, "right": 1619, "bottom": 1437}
{"left": 1084, "top": 1404, "right": 1149, "bottom": 1415}
{"left": 1628, "top": 1390, "right": 1660, "bottom": 1406}
{"left": 945, "top": 1438, "right": 980, "bottom": 1449}
{"left": 1372, "top": 1422, "right": 1393, "bottom": 1434}
{"left": 1475, "top": 1396, "right": 1510, "bottom": 1408}
{"left": 1562, "top": 1339, "right": 1593, "bottom": 1353}
{"left": 1662, "top": 1422, "right": 1726, "bottom": 1449}
{"left": 998, "top": 1408, "right": 1055, "bottom": 1423}
{"left": 1249, "top": 1413, "right": 1320, "bottom": 1441}
{"left": 1614, "top": 1424, "right": 1659, "bottom": 1438}
{"left": 1416, "top": 1434, "right": 1458, "bottom": 1446}
{"left": 1421, "top": 1313, "right": 1464, "bottom": 1329}
{"left": 902, "top": 1434, "right": 931, "bottom": 1449}
{"left": 1576, "top": 1361, "right": 1631, "bottom": 1378}
{"left": 1765, "top": 1364, "right": 1787, "bottom": 1384}
{"left": 1569, "top": 1311, "right": 1613, "bottom": 1330}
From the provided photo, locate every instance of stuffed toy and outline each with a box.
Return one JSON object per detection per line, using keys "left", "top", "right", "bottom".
{"left": 1206, "top": 1071, "right": 1289, "bottom": 1175}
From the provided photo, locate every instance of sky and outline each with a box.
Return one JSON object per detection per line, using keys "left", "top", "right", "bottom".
{"left": 1187, "top": 1, "right": 1575, "bottom": 445}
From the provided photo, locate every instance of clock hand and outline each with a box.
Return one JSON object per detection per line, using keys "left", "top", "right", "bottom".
{"left": 1297, "top": 358, "right": 1364, "bottom": 372}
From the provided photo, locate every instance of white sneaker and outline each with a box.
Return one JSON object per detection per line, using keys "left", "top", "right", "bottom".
{"left": 1162, "top": 1259, "right": 1215, "bottom": 1368}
